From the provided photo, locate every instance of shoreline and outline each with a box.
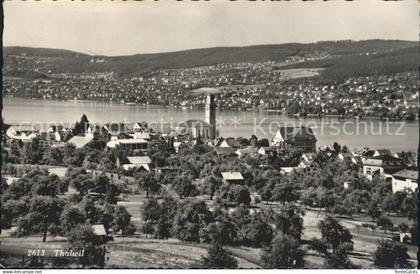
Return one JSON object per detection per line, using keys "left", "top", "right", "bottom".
{"left": 4, "top": 96, "right": 419, "bottom": 123}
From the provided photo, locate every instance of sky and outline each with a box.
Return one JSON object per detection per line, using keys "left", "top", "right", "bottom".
{"left": 4, "top": 0, "right": 418, "bottom": 56}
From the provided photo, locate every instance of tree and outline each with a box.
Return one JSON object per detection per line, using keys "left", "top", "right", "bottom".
{"left": 243, "top": 214, "right": 274, "bottom": 248}
{"left": 45, "top": 147, "right": 64, "bottom": 166}
{"left": 91, "top": 174, "right": 111, "bottom": 195}
{"left": 308, "top": 237, "right": 328, "bottom": 255}
{"left": 112, "top": 206, "right": 135, "bottom": 237}
{"left": 400, "top": 190, "right": 417, "bottom": 222}
{"left": 173, "top": 176, "right": 198, "bottom": 199}
{"left": 333, "top": 142, "right": 341, "bottom": 153}
{"left": 366, "top": 201, "right": 381, "bottom": 222}
{"left": 70, "top": 174, "right": 94, "bottom": 196}
{"left": 1, "top": 202, "right": 13, "bottom": 232}
{"left": 154, "top": 196, "right": 178, "bottom": 240}
{"left": 200, "top": 176, "right": 222, "bottom": 200}
{"left": 261, "top": 233, "right": 305, "bottom": 268}
{"left": 8, "top": 177, "right": 35, "bottom": 199}
{"left": 68, "top": 225, "right": 107, "bottom": 267}
{"left": 17, "top": 196, "right": 64, "bottom": 242}
{"left": 376, "top": 216, "right": 393, "bottom": 233}
{"left": 141, "top": 198, "right": 161, "bottom": 224}
{"left": 398, "top": 222, "right": 409, "bottom": 233}
{"left": 73, "top": 114, "right": 90, "bottom": 135}
{"left": 202, "top": 243, "right": 238, "bottom": 269}
{"left": 31, "top": 175, "right": 61, "bottom": 197}
{"left": 205, "top": 219, "right": 238, "bottom": 245}
{"left": 135, "top": 172, "right": 161, "bottom": 198}
{"left": 324, "top": 243, "right": 354, "bottom": 269}
{"left": 274, "top": 204, "right": 305, "bottom": 241}
{"left": 155, "top": 217, "right": 171, "bottom": 239}
{"left": 91, "top": 174, "right": 120, "bottom": 204}
{"left": 233, "top": 185, "right": 251, "bottom": 206}
{"left": 172, "top": 199, "right": 213, "bottom": 242}
{"left": 271, "top": 180, "right": 300, "bottom": 206}
{"left": 142, "top": 223, "right": 155, "bottom": 238}
{"left": 79, "top": 196, "right": 99, "bottom": 224}
{"left": 373, "top": 239, "right": 412, "bottom": 268}
{"left": 60, "top": 205, "right": 85, "bottom": 234}
{"left": 100, "top": 203, "right": 115, "bottom": 234}
{"left": 318, "top": 215, "right": 353, "bottom": 253}
{"left": 381, "top": 193, "right": 396, "bottom": 215}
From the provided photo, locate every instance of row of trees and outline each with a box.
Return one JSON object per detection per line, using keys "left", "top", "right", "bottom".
{"left": 1, "top": 168, "right": 133, "bottom": 238}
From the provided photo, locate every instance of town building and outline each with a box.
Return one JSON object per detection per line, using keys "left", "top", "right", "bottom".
{"left": 106, "top": 138, "right": 148, "bottom": 152}
{"left": 177, "top": 119, "right": 214, "bottom": 139}
{"left": 67, "top": 135, "right": 94, "bottom": 148}
{"left": 271, "top": 126, "right": 317, "bottom": 153}
{"left": 122, "top": 156, "right": 152, "bottom": 171}
{"left": 362, "top": 154, "right": 406, "bottom": 181}
{"left": 6, "top": 125, "right": 38, "bottom": 142}
{"left": 219, "top": 137, "right": 241, "bottom": 149}
{"left": 391, "top": 169, "right": 418, "bottom": 193}
{"left": 221, "top": 171, "right": 244, "bottom": 184}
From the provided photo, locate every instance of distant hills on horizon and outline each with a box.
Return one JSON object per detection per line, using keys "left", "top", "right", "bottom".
{"left": 3, "top": 39, "right": 419, "bottom": 79}
{"left": 4, "top": 39, "right": 417, "bottom": 57}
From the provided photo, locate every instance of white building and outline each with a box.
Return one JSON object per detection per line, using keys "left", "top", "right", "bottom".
{"left": 106, "top": 138, "right": 148, "bottom": 151}
{"left": 67, "top": 135, "right": 94, "bottom": 148}
{"left": 122, "top": 156, "right": 152, "bottom": 171}
{"left": 391, "top": 169, "right": 418, "bottom": 193}
{"left": 221, "top": 171, "right": 244, "bottom": 184}
{"left": 6, "top": 125, "right": 38, "bottom": 141}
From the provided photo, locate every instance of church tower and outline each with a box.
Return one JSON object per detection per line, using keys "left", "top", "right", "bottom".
{"left": 205, "top": 94, "right": 216, "bottom": 139}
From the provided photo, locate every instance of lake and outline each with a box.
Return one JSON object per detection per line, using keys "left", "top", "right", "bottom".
{"left": 3, "top": 98, "right": 419, "bottom": 153}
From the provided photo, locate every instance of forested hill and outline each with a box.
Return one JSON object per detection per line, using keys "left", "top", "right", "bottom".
{"left": 3, "top": 39, "right": 418, "bottom": 79}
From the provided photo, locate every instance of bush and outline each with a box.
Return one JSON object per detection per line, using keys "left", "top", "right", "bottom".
{"left": 202, "top": 244, "right": 238, "bottom": 269}
{"left": 373, "top": 239, "right": 412, "bottom": 268}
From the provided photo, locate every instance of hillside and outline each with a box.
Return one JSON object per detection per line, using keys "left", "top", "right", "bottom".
{"left": 3, "top": 39, "right": 418, "bottom": 78}
{"left": 3, "top": 46, "right": 89, "bottom": 58}
{"left": 281, "top": 46, "right": 420, "bottom": 80}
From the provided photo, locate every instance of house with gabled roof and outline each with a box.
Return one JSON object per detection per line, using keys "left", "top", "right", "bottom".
{"left": 6, "top": 125, "right": 38, "bottom": 142}
{"left": 218, "top": 137, "right": 241, "bottom": 149}
{"left": 221, "top": 171, "right": 244, "bottom": 184}
{"left": 373, "top": 149, "right": 392, "bottom": 157}
{"left": 258, "top": 146, "right": 277, "bottom": 156}
{"left": 271, "top": 126, "right": 317, "bottom": 152}
{"left": 67, "top": 135, "right": 94, "bottom": 148}
{"left": 106, "top": 138, "right": 148, "bottom": 152}
{"left": 391, "top": 169, "right": 418, "bottom": 193}
{"left": 363, "top": 154, "right": 406, "bottom": 181}
{"left": 122, "top": 156, "right": 152, "bottom": 171}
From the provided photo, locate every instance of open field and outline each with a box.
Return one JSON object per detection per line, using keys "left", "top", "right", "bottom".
{"left": 1, "top": 206, "right": 417, "bottom": 269}
{"left": 0, "top": 235, "right": 260, "bottom": 268}
{"left": 274, "top": 68, "right": 325, "bottom": 80}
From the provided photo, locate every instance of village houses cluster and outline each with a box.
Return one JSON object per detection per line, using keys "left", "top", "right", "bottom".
{"left": 5, "top": 117, "right": 417, "bottom": 195}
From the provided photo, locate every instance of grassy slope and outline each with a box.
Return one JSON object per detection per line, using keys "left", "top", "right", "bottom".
{"left": 281, "top": 46, "right": 419, "bottom": 79}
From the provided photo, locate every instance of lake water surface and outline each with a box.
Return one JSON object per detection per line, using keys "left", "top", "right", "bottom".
{"left": 3, "top": 98, "right": 419, "bottom": 153}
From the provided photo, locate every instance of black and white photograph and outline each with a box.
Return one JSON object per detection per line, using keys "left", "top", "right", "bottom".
{"left": 0, "top": 0, "right": 418, "bottom": 270}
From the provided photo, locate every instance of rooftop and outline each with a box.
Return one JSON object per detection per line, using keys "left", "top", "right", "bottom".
{"left": 127, "top": 156, "right": 152, "bottom": 165}
{"left": 392, "top": 169, "right": 418, "bottom": 180}
{"left": 118, "top": 138, "right": 148, "bottom": 144}
{"left": 9, "top": 125, "right": 37, "bottom": 132}
{"left": 68, "top": 135, "right": 94, "bottom": 148}
{"left": 276, "top": 126, "right": 317, "bottom": 141}
{"left": 221, "top": 171, "right": 244, "bottom": 181}
{"left": 92, "top": 224, "right": 107, "bottom": 236}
